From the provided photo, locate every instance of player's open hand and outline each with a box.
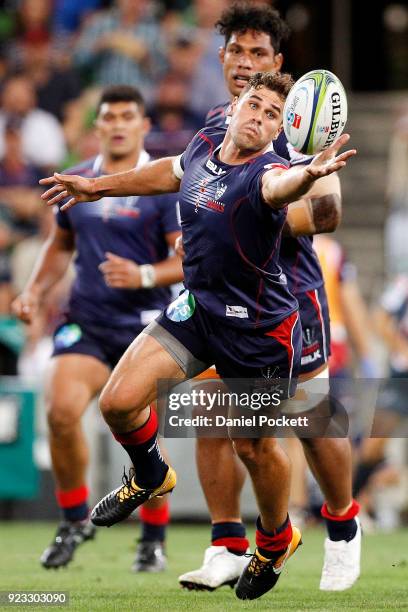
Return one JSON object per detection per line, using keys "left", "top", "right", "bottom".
{"left": 99, "top": 252, "right": 141, "bottom": 289}
{"left": 11, "top": 291, "right": 40, "bottom": 324}
{"left": 40, "top": 173, "right": 100, "bottom": 211}
{"left": 306, "top": 134, "right": 356, "bottom": 179}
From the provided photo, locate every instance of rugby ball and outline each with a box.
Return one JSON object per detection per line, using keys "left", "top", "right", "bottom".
{"left": 283, "top": 69, "right": 347, "bottom": 155}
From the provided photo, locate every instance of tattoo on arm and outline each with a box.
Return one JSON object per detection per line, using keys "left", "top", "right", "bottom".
{"left": 284, "top": 193, "right": 341, "bottom": 237}
{"left": 312, "top": 193, "right": 341, "bottom": 233}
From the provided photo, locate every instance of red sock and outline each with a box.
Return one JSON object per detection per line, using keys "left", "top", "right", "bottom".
{"left": 56, "top": 485, "right": 89, "bottom": 522}
{"left": 139, "top": 500, "right": 170, "bottom": 542}
{"left": 321, "top": 499, "right": 360, "bottom": 521}
{"left": 139, "top": 500, "right": 170, "bottom": 525}
{"left": 256, "top": 515, "right": 293, "bottom": 558}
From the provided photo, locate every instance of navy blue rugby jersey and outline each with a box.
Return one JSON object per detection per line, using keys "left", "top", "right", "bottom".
{"left": 177, "top": 126, "right": 298, "bottom": 329}
{"left": 205, "top": 103, "right": 324, "bottom": 294}
{"left": 55, "top": 152, "right": 180, "bottom": 329}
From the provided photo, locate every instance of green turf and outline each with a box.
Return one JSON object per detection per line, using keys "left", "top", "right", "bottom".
{"left": 0, "top": 523, "right": 407, "bottom": 611}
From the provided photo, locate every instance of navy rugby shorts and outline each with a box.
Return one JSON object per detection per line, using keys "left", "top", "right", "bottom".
{"left": 145, "top": 289, "right": 302, "bottom": 398}
{"left": 52, "top": 315, "right": 143, "bottom": 370}
{"left": 298, "top": 286, "right": 331, "bottom": 375}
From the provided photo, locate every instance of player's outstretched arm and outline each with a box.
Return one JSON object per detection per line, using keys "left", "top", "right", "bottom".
{"left": 262, "top": 133, "right": 356, "bottom": 209}
{"left": 40, "top": 157, "right": 181, "bottom": 211}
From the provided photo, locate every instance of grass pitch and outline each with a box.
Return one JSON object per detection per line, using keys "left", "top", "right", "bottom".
{"left": 0, "top": 522, "right": 407, "bottom": 611}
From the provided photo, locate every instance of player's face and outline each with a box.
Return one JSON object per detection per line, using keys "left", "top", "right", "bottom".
{"left": 229, "top": 86, "right": 284, "bottom": 153}
{"left": 95, "top": 101, "right": 150, "bottom": 158}
{"left": 219, "top": 30, "right": 283, "bottom": 98}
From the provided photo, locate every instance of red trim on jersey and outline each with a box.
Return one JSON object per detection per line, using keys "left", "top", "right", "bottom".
{"left": 113, "top": 408, "right": 158, "bottom": 445}
{"left": 321, "top": 500, "right": 360, "bottom": 522}
{"left": 56, "top": 485, "right": 88, "bottom": 509}
{"left": 198, "top": 132, "right": 215, "bottom": 156}
{"left": 269, "top": 163, "right": 289, "bottom": 170}
{"left": 306, "top": 288, "right": 328, "bottom": 362}
{"left": 139, "top": 500, "right": 170, "bottom": 525}
{"left": 306, "top": 289, "right": 323, "bottom": 324}
{"left": 206, "top": 106, "right": 225, "bottom": 119}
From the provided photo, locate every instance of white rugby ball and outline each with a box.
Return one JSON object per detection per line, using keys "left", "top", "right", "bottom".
{"left": 283, "top": 69, "right": 347, "bottom": 155}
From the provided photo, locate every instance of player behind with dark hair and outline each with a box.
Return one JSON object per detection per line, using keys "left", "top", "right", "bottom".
{"left": 12, "top": 85, "right": 182, "bottom": 572}
{"left": 178, "top": 1, "right": 361, "bottom": 594}
{"left": 40, "top": 71, "right": 356, "bottom": 600}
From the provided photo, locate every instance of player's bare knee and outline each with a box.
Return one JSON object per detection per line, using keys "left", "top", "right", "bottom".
{"left": 47, "top": 402, "right": 80, "bottom": 436}
{"left": 99, "top": 385, "right": 144, "bottom": 424}
{"left": 232, "top": 438, "right": 259, "bottom": 465}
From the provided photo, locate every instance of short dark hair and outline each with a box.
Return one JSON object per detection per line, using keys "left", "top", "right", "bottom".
{"left": 96, "top": 85, "right": 145, "bottom": 115}
{"left": 243, "top": 71, "right": 294, "bottom": 101}
{"left": 216, "top": 2, "right": 290, "bottom": 53}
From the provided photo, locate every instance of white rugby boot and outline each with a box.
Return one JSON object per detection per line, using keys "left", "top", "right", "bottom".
{"left": 319, "top": 516, "right": 362, "bottom": 591}
{"left": 179, "top": 545, "right": 250, "bottom": 591}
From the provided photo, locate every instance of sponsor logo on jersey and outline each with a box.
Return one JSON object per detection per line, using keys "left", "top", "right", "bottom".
{"left": 204, "top": 200, "right": 225, "bottom": 213}
{"left": 301, "top": 327, "right": 322, "bottom": 365}
{"left": 215, "top": 181, "right": 227, "bottom": 200}
{"left": 54, "top": 324, "right": 82, "bottom": 349}
{"left": 206, "top": 158, "right": 226, "bottom": 176}
{"left": 260, "top": 365, "right": 280, "bottom": 380}
{"left": 226, "top": 305, "right": 248, "bottom": 318}
{"left": 166, "top": 290, "right": 196, "bottom": 322}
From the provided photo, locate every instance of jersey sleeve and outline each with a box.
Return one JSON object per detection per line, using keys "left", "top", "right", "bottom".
{"left": 156, "top": 193, "right": 181, "bottom": 234}
{"left": 53, "top": 204, "right": 72, "bottom": 230}
{"left": 205, "top": 103, "right": 228, "bottom": 129}
{"left": 246, "top": 159, "right": 290, "bottom": 216}
{"left": 179, "top": 128, "right": 214, "bottom": 174}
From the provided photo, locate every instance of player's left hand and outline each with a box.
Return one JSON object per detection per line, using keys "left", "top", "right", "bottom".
{"left": 99, "top": 252, "right": 141, "bottom": 289}
{"left": 306, "top": 134, "right": 357, "bottom": 179}
{"left": 39, "top": 173, "right": 100, "bottom": 210}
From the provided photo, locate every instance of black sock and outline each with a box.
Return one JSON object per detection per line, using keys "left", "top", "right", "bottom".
{"left": 113, "top": 410, "right": 168, "bottom": 489}
{"left": 326, "top": 517, "right": 358, "bottom": 542}
{"left": 322, "top": 500, "right": 359, "bottom": 542}
{"left": 211, "top": 521, "right": 249, "bottom": 555}
{"left": 141, "top": 522, "right": 166, "bottom": 543}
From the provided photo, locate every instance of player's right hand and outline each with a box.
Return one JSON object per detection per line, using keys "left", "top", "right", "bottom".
{"left": 11, "top": 292, "right": 40, "bottom": 324}
{"left": 40, "top": 173, "right": 100, "bottom": 211}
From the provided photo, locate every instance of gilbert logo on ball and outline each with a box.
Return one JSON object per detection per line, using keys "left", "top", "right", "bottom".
{"left": 283, "top": 69, "right": 347, "bottom": 155}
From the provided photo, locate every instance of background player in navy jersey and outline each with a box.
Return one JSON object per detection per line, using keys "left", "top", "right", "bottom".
{"left": 40, "top": 72, "right": 355, "bottom": 600}
{"left": 173, "top": 2, "right": 362, "bottom": 594}
{"left": 12, "top": 86, "right": 182, "bottom": 571}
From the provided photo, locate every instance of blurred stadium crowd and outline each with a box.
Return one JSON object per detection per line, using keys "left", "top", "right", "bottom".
{"left": 0, "top": 0, "right": 407, "bottom": 533}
